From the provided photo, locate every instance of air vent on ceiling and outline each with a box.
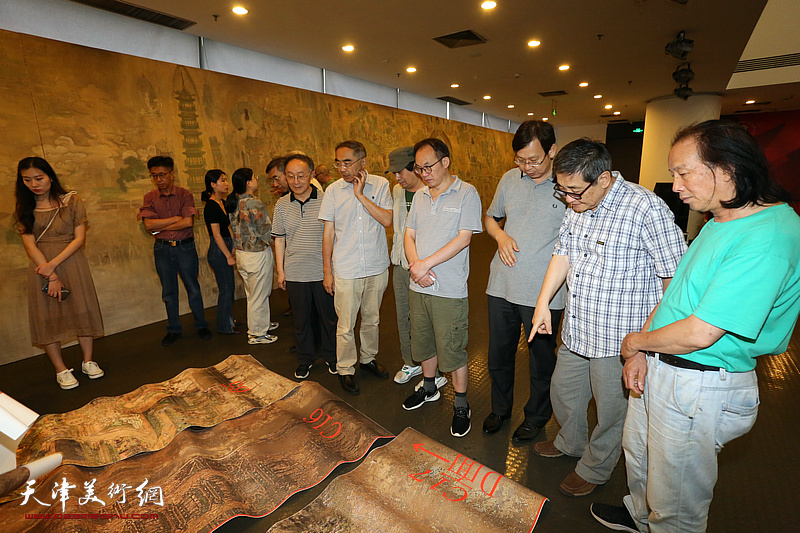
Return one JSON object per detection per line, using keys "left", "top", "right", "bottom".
{"left": 434, "top": 30, "right": 488, "bottom": 49}
{"left": 437, "top": 96, "right": 472, "bottom": 106}
{"left": 608, "top": 119, "right": 629, "bottom": 123}
{"left": 69, "top": 0, "right": 196, "bottom": 30}
{"left": 734, "top": 109, "right": 762, "bottom": 114}
{"left": 734, "top": 53, "right": 800, "bottom": 73}
{"left": 538, "top": 90, "right": 568, "bottom": 97}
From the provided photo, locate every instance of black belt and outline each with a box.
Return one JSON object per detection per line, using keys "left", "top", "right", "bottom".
{"left": 646, "top": 352, "right": 721, "bottom": 372}
{"left": 156, "top": 237, "right": 194, "bottom": 246}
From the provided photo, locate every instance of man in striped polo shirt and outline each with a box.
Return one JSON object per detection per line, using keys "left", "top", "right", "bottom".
{"left": 272, "top": 154, "right": 337, "bottom": 380}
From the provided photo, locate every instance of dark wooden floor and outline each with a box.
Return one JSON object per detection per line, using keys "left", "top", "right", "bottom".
{"left": 2, "top": 233, "right": 797, "bottom": 532}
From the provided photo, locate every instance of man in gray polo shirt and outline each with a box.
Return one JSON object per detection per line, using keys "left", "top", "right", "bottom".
{"left": 483, "top": 120, "right": 568, "bottom": 444}
{"left": 402, "top": 138, "right": 483, "bottom": 438}
{"left": 273, "top": 154, "right": 337, "bottom": 381}
{"left": 319, "top": 140, "right": 393, "bottom": 395}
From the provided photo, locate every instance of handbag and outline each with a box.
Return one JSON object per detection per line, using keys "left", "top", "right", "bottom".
{"left": 35, "top": 202, "right": 71, "bottom": 301}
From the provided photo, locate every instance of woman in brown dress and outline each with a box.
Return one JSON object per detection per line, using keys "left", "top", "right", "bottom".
{"left": 15, "top": 157, "right": 105, "bottom": 390}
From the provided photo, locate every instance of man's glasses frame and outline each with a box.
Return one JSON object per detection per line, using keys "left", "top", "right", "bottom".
{"left": 413, "top": 157, "right": 444, "bottom": 176}
{"left": 554, "top": 180, "right": 595, "bottom": 200}
{"left": 333, "top": 157, "right": 364, "bottom": 169}
{"left": 514, "top": 156, "right": 546, "bottom": 168}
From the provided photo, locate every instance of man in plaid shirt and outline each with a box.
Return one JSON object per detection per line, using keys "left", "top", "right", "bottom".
{"left": 530, "top": 138, "right": 686, "bottom": 497}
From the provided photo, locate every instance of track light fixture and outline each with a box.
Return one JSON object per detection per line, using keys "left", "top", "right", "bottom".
{"left": 672, "top": 63, "right": 694, "bottom": 84}
{"left": 665, "top": 31, "right": 693, "bottom": 60}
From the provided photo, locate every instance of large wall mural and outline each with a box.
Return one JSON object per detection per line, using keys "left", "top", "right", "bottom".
{"left": 0, "top": 29, "right": 513, "bottom": 364}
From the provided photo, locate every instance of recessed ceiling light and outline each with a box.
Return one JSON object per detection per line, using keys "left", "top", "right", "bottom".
{"left": 483, "top": 95, "right": 492, "bottom": 100}
{"left": 481, "top": 1, "right": 497, "bottom": 9}
{"left": 604, "top": 104, "right": 613, "bottom": 109}
{"left": 232, "top": 6, "right": 248, "bottom": 15}
{"left": 342, "top": 44, "right": 354, "bottom": 52}
{"left": 406, "top": 67, "right": 417, "bottom": 73}
{"left": 745, "top": 99, "right": 756, "bottom": 104}
{"left": 579, "top": 82, "right": 589, "bottom": 87}
{"left": 613, "top": 111, "right": 621, "bottom": 115}
{"left": 559, "top": 65, "right": 570, "bottom": 71}
{"left": 508, "top": 104, "right": 515, "bottom": 108}
{"left": 527, "top": 112, "right": 534, "bottom": 116}
{"left": 450, "top": 83, "right": 460, "bottom": 88}
{"left": 528, "top": 40, "right": 541, "bottom": 47}
{"left": 593, "top": 94, "right": 602, "bottom": 99}
{"left": 542, "top": 117, "right": 549, "bottom": 121}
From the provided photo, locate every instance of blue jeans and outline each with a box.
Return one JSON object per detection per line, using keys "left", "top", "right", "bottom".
{"left": 622, "top": 355, "right": 759, "bottom": 532}
{"left": 153, "top": 239, "right": 208, "bottom": 333}
{"left": 207, "top": 237, "right": 235, "bottom": 333}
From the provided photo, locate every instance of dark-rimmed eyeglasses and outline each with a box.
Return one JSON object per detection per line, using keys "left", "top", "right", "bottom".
{"left": 554, "top": 180, "right": 595, "bottom": 200}
{"left": 413, "top": 157, "right": 444, "bottom": 176}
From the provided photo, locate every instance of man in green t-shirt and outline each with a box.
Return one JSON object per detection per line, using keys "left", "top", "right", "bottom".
{"left": 591, "top": 120, "right": 800, "bottom": 532}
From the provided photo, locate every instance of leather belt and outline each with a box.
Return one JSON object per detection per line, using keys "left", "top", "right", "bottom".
{"left": 156, "top": 237, "right": 194, "bottom": 246}
{"left": 646, "top": 352, "right": 721, "bottom": 372}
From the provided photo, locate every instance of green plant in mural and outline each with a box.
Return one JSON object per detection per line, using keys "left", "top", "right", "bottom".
{"left": 117, "top": 156, "right": 147, "bottom": 192}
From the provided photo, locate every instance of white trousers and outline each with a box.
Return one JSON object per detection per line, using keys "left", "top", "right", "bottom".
{"left": 236, "top": 248, "right": 273, "bottom": 337}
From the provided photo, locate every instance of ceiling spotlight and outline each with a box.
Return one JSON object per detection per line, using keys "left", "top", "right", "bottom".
{"left": 342, "top": 44, "right": 354, "bottom": 52}
{"left": 579, "top": 82, "right": 589, "bottom": 87}
{"left": 593, "top": 94, "right": 602, "bottom": 99}
{"left": 406, "top": 67, "right": 417, "bottom": 73}
{"left": 483, "top": 95, "right": 492, "bottom": 100}
{"left": 507, "top": 104, "right": 515, "bottom": 108}
{"left": 559, "top": 65, "right": 570, "bottom": 71}
{"left": 542, "top": 117, "right": 549, "bottom": 121}
{"left": 528, "top": 40, "right": 541, "bottom": 47}
{"left": 674, "top": 84, "right": 693, "bottom": 100}
{"left": 481, "top": 1, "right": 497, "bottom": 9}
{"left": 604, "top": 104, "right": 613, "bottom": 109}
{"left": 527, "top": 112, "right": 534, "bottom": 116}
{"left": 745, "top": 99, "right": 756, "bottom": 104}
{"left": 232, "top": 6, "right": 248, "bottom": 15}
{"left": 613, "top": 111, "right": 621, "bottom": 115}
{"left": 665, "top": 31, "right": 694, "bottom": 60}
{"left": 672, "top": 63, "right": 695, "bottom": 84}
{"left": 450, "top": 83, "right": 460, "bottom": 88}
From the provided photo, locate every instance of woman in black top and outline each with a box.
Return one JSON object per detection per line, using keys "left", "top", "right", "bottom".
{"left": 202, "top": 169, "right": 238, "bottom": 334}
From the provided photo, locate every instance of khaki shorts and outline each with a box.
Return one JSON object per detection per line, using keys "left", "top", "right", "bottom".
{"left": 409, "top": 291, "right": 469, "bottom": 373}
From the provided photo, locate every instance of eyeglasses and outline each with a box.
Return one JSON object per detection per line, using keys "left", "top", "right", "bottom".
{"left": 333, "top": 157, "right": 364, "bottom": 169}
{"left": 286, "top": 172, "right": 310, "bottom": 181}
{"left": 413, "top": 157, "right": 444, "bottom": 176}
{"left": 554, "top": 180, "right": 595, "bottom": 200}
{"left": 514, "top": 156, "right": 546, "bottom": 168}
{"left": 150, "top": 172, "right": 172, "bottom": 180}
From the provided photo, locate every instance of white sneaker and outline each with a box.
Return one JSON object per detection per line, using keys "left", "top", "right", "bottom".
{"left": 268, "top": 322, "right": 279, "bottom": 332}
{"left": 415, "top": 375, "right": 448, "bottom": 391}
{"left": 81, "top": 361, "right": 104, "bottom": 379}
{"left": 56, "top": 369, "right": 79, "bottom": 390}
{"left": 248, "top": 334, "right": 278, "bottom": 345}
{"left": 394, "top": 364, "right": 423, "bottom": 384}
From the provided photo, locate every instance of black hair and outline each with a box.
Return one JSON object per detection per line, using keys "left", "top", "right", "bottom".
{"left": 201, "top": 169, "right": 225, "bottom": 203}
{"left": 266, "top": 156, "right": 286, "bottom": 174}
{"left": 413, "top": 138, "right": 451, "bottom": 161}
{"left": 284, "top": 153, "right": 315, "bottom": 173}
{"left": 673, "top": 119, "right": 791, "bottom": 208}
{"left": 512, "top": 120, "right": 556, "bottom": 154}
{"left": 553, "top": 138, "right": 612, "bottom": 184}
{"left": 335, "top": 140, "right": 367, "bottom": 159}
{"left": 225, "top": 167, "right": 254, "bottom": 213}
{"left": 15, "top": 157, "right": 69, "bottom": 234}
{"left": 147, "top": 155, "right": 174, "bottom": 171}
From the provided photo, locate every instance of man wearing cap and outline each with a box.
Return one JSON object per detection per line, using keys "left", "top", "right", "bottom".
{"left": 319, "top": 140, "right": 393, "bottom": 395}
{"left": 482, "top": 120, "right": 568, "bottom": 444}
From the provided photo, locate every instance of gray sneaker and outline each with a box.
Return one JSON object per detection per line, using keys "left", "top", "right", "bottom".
{"left": 248, "top": 334, "right": 278, "bottom": 345}
{"left": 56, "top": 369, "right": 79, "bottom": 390}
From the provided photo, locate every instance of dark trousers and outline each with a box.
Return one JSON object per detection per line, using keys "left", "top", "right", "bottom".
{"left": 153, "top": 239, "right": 208, "bottom": 334}
{"left": 207, "top": 237, "right": 235, "bottom": 333}
{"left": 286, "top": 281, "right": 337, "bottom": 366}
{"left": 487, "top": 295, "right": 562, "bottom": 425}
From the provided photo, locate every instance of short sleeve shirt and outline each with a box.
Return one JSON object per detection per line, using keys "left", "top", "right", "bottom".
{"left": 203, "top": 199, "right": 231, "bottom": 239}
{"left": 406, "top": 177, "right": 483, "bottom": 299}
{"left": 318, "top": 174, "right": 392, "bottom": 279}
{"left": 555, "top": 173, "right": 687, "bottom": 358}
{"left": 137, "top": 186, "right": 197, "bottom": 241}
{"left": 651, "top": 203, "right": 800, "bottom": 372}
{"left": 272, "top": 186, "right": 325, "bottom": 282}
{"left": 486, "top": 169, "right": 568, "bottom": 308}
{"left": 229, "top": 194, "right": 271, "bottom": 252}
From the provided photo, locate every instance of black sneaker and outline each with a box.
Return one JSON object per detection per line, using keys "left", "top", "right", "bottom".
{"left": 294, "top": 364, "right": 312, "bottom": 379}
{"left": 327, "top": 361, "right": 338, "bottom": 375}
{"left": 161, "top": 332, "right": 181, "bottom": 346}
{"left": 451, "top": 405, "right": 471, "bottom": 437}
{"left": 402, "top": 387, "right": 440, "bottom": 411}
{"left": 590, "top": 503, "right": 638, "bottom": 533}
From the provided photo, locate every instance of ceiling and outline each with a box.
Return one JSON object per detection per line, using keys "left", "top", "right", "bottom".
{"left": 96, "top": 0, "right": 800, "bottom": 127}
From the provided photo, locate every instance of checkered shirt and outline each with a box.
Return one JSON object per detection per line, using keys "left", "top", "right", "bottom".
{"left": 555, "top": 172, "right": 686, "bottom": 358}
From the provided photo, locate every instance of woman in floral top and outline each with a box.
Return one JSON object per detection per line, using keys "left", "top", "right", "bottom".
{"left": 226, "top": 168, "right": 278, "bottom": 345}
